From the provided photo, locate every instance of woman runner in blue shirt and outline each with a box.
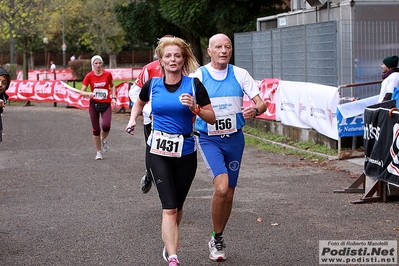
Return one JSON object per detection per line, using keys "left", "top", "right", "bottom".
{"left": 126, "top": 36, "right": 215, "bottom": 266}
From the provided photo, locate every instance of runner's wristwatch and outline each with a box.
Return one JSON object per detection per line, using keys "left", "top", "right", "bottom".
{"left": 254, "top": 108, "right": 260, "bottom": 116}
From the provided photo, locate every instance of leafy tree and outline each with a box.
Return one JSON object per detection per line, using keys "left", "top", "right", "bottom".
{"left": 0, "top": 0, "right": 289, "bottom": 77}
{"left": 115, "top": 0, "right": 289, "bottom": 65}
{"left": 78, "top": 0, "right": 126, "bottom": 68}
{"left": 114, "top": 0, "right": 184, "bottom": 50}
{"left": 45, "top": 0, "right": 126, "bottom": 68}
{"left": 158, "top": 0, "right": 214, "bottom": 64}
{"left": 0, "top": 0, "right": 17, "bottom": 64}
{"left": 115, "top": 0, "right": 207, "bottom": 64}
{"left": 0, "top": 0, "right": 127, "bottom": 75}
{"left": 0, "top": 0, "right": 53, "bottom": 78}
{"left": 45, "top": 0, "right": 86, "bottom": 54}
{"left": 208, "top": 0, "right": 289, "bottom": 35}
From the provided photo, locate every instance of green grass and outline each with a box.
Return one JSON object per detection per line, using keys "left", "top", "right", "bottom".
{"left": 7, "top": 101, "right": 27, "bottom": 106}
{"left": 65, "top": 80, "right": 129, "bottom": 90}
{"left": 242, "top": 125, "right": 338, "bottom": 160}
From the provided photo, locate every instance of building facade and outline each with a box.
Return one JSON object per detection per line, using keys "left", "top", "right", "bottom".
{"left": 235, "top": 0, "right": 399, "bottom": 99}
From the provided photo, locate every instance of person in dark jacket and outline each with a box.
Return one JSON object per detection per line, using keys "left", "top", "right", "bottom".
{"left": 0, "top": 67, "right": 11, "bottom": 142}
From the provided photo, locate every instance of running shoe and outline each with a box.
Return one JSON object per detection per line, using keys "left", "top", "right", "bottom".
{"left": 162, "top": 243, "right": 180, "bottom": 261}
{"left": 208, "top": 237, "right": 226, "bottom": 262}
{"left": 168, "top": 257, "right": 180, "bottom": 266}
{"left": 162, "top": 246, "right": 168, "bottom": 262}
{"left": 95, "top": 151, "right": 103, "bottom": 160}
{"left": 102, "top": 139, "right": 110, "bottom": 152}
{"left": 140, "top": 172, "right": 152, "bottom": 194}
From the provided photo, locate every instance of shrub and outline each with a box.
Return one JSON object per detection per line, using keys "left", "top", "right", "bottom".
{"left": 3, "top": 63, "right": 18, "bottom": 80}
{"left": 68, "top": 59, "right": 91, "bottom": 80}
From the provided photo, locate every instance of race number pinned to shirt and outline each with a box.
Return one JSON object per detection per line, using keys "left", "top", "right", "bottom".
{"left": 150, "top": 130, "right": 184, "bottom": 157}
{"left": 207, "top": 112, "right": 237, "bottom": 135}
{"left": 93, "top": 88, "right": 108, "bottom": 100}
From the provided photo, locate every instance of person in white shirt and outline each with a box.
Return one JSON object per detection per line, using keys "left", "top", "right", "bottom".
{"left": 50, "top": 61, "right": 56, "bottom": 72}
{"left": 378, "top": 55, "right": 399, "bottom": 103}
{"left": 191, "top": 33, "right": 266, "bottom": 262}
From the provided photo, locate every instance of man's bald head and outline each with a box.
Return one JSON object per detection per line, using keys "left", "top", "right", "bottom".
{"left": 208, "top": 34, "right": 232, "bottom": 49}
{"left": 207, "top": 34, "right": 233, "bottom": 70}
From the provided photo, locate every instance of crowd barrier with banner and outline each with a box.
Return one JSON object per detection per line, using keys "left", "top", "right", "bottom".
{"left": 243, "top": 79, "right": 339, "bottom": 140}
{"left": 335, "top": 100, "right": 399, "bottom": 203}
{"left": 364, "top": 101, "right": 399, "bottom": 186}
{"left": 336, "top": 96, "right": 379, "bottom": 138}
{"left": 10, "top": 74, "right": 343, "bottom": 142}
{"left": 243, "top": 78, "right": 279, "bottom": 120}
{"left": 6, "top": 80, "right": 130, "bottom": 109}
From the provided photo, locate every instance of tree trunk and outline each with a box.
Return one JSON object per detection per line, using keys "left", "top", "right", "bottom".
{"left": 9, "top": 23, "right": 16, "bottom": 64}
{"left": 109, "top": 53, "right": 117, "bottom": 68}
{"left": 29, "top": 52, "right": 34, "bottom": 70}
{"left": 191, "top": 37, "right": 203, "bottom": 66}
{"left": 23, "top": 45, "right": 28, "bottom": 80}
{"left": 184, "top": 33, "right": 203, "bottom": 66}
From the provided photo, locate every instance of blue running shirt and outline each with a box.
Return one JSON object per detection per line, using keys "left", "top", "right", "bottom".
{"left": 195, "top": 64, "right": 245, "bottom": 135}
{"left": 147, "top": 76, "right": 196, "bottom": 156}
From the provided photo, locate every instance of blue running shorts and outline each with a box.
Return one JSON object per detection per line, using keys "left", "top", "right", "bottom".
{"left": 198, "top": 129, "right": 245, "bottom": 187}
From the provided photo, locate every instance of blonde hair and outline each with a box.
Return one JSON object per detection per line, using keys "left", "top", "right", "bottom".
{"left": 155, "top": 36, "right": 199, "bottom": 75}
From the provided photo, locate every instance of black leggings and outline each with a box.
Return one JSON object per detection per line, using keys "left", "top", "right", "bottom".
{"left": 144, "top": 123, "right": 152, "bottom": 142}
{"left": 149, "top": 151, "right": 197, "bottom": 210}
{"left": 144, "top": 124, "right": 152, "bottom": 177}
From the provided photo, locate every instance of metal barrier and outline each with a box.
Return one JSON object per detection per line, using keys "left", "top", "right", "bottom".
{"left": 335, "top": 101, "right": 399, "bottom": 204}
{"left": 36, "top": 72, "right": 57, "bottom": 81}
{"left": 337, "top": 80, "right": 382, "bottom": 159}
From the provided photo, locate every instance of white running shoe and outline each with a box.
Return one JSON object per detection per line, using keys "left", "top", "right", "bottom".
{"left": 102, "top": 139, "right": 109, "bottom": 152}
{"left": 162, "top": 243, "right": 180, "bottom": 262}
{"left": 162, "top": 246, "right": 168, "bottom": 262}
{"left": 208, "top": 237, "right": 226, "bottom": 262}
{"left": 95, "top": 151, "right": 103, "bottom": 160}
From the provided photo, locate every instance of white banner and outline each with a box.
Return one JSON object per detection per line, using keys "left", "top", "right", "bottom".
{"left": 277, "top": 80, "right": 339, "bottom": 140}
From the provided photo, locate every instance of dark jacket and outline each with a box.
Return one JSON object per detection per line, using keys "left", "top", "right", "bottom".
{"left": 0, "top": 67, "right": 10, "bottom": 114}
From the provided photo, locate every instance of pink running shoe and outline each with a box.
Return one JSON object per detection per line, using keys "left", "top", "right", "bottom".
{"left": 168, "top": 257, "right": 180, "bottom": 266}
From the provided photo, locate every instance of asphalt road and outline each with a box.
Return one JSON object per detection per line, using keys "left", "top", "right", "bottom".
{"left": 0, "top": 103, "right": 398, "bottom": 266}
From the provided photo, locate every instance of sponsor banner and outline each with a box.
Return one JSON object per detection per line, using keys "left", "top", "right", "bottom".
{"left": 276, "top": 80, "right": 339, "bottom": 140}
{"left": 6, "top": 80, "right": 130, "bottom": 109}
{"left": 364, "top": 101, "right": 399, "bottom": 185}
{"left": 114, "top": 82, "right": 130, "bottom": 108}
{"left": 243, "top": 78, "right": 280, "bottom": 121}
{"left": 107, "top": 68, "right": 142, "bottom": 81}
{"left": 319, "top": 240, "right": 397, "bottom": 264}
{"left": 337, "top": 96, "right": 379, "bottom": 138}
{"left": 17, "top": 68, "right": 142, "bottom": 81}
{"left": 337, "top": 110, "right": 364, "bottom": 138}
{"left": 17, "top": 70, "right": 75, "bottom": 81}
